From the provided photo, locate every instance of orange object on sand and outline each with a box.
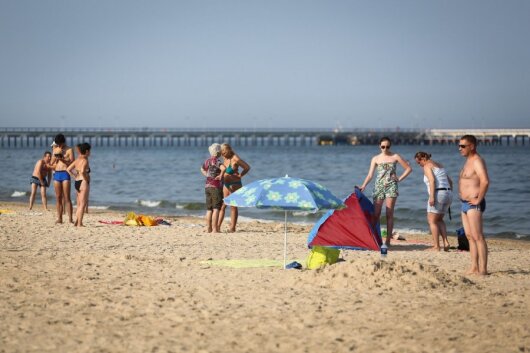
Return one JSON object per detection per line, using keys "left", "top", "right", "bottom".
{"left": 139, "top": 215, "right": 158, "bottom": 226}
{"left": 124, "top": 212, "right": 158, "bottom": 226}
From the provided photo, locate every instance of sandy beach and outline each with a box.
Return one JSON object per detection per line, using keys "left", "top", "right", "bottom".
{"left": 1, "top": 201, "right": 529, "bottom": 353}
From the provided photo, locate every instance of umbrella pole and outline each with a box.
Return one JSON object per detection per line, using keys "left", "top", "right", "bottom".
{"left": 284, "top": 211, "right": 287, "bottom": 269}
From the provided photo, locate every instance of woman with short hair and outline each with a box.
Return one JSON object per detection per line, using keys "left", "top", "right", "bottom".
{"left": 415, "top": 151, "right": 453, "bottom": 251}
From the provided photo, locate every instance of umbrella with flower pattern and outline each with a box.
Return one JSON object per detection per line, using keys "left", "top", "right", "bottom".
{"left": 224, "top": 175, "right": 345, "bottom": 268}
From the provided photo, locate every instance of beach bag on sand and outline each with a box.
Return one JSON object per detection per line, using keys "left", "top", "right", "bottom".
{"left": 456, "top": 227, "right": 469, "bottom": 251}
{"left": 306, "top": 246, "right": 340, "bottom": 270}
{"left": 124, "top": 212, "right": 158, "bottom": 226}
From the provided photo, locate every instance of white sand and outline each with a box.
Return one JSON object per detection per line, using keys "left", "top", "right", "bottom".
{"left": 1, "top": 202, "right": 529, "bottom": 352}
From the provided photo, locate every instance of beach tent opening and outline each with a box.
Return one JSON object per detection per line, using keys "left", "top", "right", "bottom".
{"left": 307, "top": 188, "right": 382, "bottom": 251}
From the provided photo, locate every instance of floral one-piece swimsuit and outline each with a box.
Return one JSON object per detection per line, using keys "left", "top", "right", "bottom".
{"left": 373, "top": 162, "right": 398, "bottom": 200}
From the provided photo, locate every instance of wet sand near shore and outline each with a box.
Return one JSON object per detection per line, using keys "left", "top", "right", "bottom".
{"left": 1, "top": 201, "right": 529, "bottom": 353}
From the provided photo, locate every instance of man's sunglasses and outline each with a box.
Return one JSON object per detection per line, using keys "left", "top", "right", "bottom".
{"left": 458, "top": 144, "right": 470, "bottom": 149}
{"left": 380, "top": 145, "right": 390, "bottom": 149}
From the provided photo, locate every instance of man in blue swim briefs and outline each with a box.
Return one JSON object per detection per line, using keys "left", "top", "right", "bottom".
{"left": 458, "top": 134, "right": 490, "bottom": 275}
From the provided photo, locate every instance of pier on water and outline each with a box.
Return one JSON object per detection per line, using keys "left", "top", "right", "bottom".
{"left": 0, "top": 128, "right": 529, "bottom": 148}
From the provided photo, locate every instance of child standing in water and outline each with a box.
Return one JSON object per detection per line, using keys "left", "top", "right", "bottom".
{"left": 67, "top": 143, "right": 91, "bottom": 227}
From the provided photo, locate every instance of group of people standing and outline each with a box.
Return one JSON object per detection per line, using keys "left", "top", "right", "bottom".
{"left": 28, "top": 133, "right": 92, "bottom": 227}
{"left": 201, "top": 143, "right": 251, "bottom": 233}
{"left": 31, "top": 132, "right": 489, "bottom": 275}
{"left": 359, "top": 134, "right": 489, "bottom": 275}
{"left": 202, "top": 135, "right": 489, "bottom": 276}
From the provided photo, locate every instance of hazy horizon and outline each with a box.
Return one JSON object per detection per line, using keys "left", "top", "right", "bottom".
{"left": 1, "top": 0, "right": 529, "bottom": 129}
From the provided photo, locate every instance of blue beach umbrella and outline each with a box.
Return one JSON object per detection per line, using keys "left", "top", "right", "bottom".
{"left": 224, "top": 175, "right": 345, "bottom": 268}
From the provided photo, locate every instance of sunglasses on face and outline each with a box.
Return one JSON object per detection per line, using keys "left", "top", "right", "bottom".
{"left": 380, "top": 145, "right": 390, "bottom": 149}
{"left": 458, "top": 144, "right": 470, "bottom": 149}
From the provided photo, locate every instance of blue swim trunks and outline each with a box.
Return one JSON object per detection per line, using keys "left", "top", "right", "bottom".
{"left": 53, "top": 170, "right": 71, "bottom": 182}
{"left": 461, "top": 198, "right": 486, "bottom": 214}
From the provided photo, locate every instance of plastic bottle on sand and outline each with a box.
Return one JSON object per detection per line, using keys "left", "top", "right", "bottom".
{"left": 380, "top": 243, "right": 388, "bottom": 259}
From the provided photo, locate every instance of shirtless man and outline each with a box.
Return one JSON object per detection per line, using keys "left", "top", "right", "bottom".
{"left": 458, "top": 135, "right": 490, "bottom": 275}
{"left": 51, "top": 133, "right": 75, "bottom": 224}
{"left": 29, "top": 151, "right": 52, "bottom": 210}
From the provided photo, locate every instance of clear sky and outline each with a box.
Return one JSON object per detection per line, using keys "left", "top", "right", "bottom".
{"left": 1, "top": 0, "right": 529, "bottom": 129}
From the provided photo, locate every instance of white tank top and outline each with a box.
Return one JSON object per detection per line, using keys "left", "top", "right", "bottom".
{"left": 423, "top": 167, "right": 451, "bottom": 193}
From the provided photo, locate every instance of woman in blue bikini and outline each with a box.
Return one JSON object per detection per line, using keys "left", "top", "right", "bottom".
{"left": 218, "top": 143, "right": 250, "bottom": 232}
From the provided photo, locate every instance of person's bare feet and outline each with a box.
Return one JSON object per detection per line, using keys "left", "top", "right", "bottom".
{"left": 426, "top": 246, "right": 441, "bottom": 251}
{"left": 55, "top": 219, "right": 63, "bottom": 224}
{"left": 465, "top": 268, "right": 479, "bottom": 275}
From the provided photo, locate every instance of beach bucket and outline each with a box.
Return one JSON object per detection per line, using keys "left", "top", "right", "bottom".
{"left": 306, "top": 246, "right": 340, "bottom": 270}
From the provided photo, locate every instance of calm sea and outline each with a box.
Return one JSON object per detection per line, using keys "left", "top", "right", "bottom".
{"left": 1, "top": 145, "right": 529, "bottom": 239}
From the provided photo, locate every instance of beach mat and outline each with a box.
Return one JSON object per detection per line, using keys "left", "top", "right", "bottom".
{"left": 200, "top": 259, "right": 303, "bottom": 268}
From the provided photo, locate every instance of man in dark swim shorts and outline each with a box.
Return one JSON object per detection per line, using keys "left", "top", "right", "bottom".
{"left": 29, "top": 151, "right": 52, "bottom": 211}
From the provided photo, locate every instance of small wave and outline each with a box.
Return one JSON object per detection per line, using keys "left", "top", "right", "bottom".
{"left": 292, "top": 211, "right": 314, "bottom": 217}
{"left": 88, "top": 205, "right": 109, "bottom": 210}
{"left": 392, "top": 228, "right": 429, "bottom": 235}
{"left": 136, "top": 199, "right": 161, "bottom": 208}
{"left": 489, "top": 231, "right": 530, "bottom": 241}
{"left": 11, "top": 191, "right": 26, "bottom": 197}
{"left": 177, "top": 202, "right": 205, "bottom": 210}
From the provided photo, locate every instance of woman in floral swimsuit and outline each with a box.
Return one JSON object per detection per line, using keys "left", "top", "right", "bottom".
{"left": 359, "top": 137, "right": 412, "bottom": 246}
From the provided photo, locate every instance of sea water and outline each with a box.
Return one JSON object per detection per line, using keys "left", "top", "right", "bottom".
{"left": 1, "top": 144, "right": 529, "bottom": 239}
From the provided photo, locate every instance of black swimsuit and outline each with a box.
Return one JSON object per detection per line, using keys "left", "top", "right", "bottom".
{"left": 74, "top": 167, "right": 91, "bottom": 192}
